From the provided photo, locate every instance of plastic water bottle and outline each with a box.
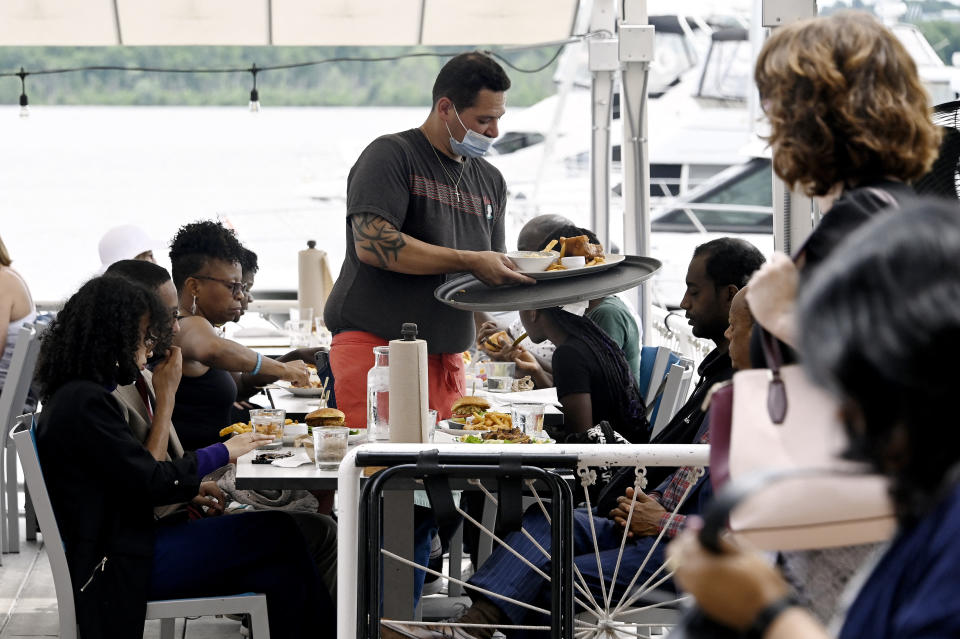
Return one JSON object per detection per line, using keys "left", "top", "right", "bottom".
{"left": 366, "top": 346, "right": 390, "bottom": 441}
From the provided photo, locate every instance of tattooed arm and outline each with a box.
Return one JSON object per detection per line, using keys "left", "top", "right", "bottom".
{"left": 350, "top": 213, "right": 534, "bottom": 286}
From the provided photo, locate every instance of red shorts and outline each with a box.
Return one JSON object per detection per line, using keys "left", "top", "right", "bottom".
{"left": 329, "top": 331, "right": 465, "bottom": 430}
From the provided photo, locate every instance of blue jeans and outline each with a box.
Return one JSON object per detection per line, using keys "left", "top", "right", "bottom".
{"left": 150, "top": 510, "right": 334, "bottom": 639}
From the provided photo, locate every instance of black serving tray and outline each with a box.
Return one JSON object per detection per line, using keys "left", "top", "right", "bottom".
{"left": 434, "top": 255, "right": 661, "bottom": 312}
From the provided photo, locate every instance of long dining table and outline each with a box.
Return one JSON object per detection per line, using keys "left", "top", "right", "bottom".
{"left": 236, "top": 383, "right": 566, "bottom": 626}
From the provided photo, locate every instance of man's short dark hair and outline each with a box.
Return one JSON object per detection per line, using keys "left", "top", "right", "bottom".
{"left": 693, "top": 238, "right": 766, "bottom": 289}
{"left": 104, "top": 259, "right": 172, "bottom": 290}
{"left": 432, "top": 52, "right": 511, "bottom": 110}
{"left": 168, "top": 220, "right": 244, "bottom": 292}
{"left": 239, "top": 247, "right": 259, "bottom": 276}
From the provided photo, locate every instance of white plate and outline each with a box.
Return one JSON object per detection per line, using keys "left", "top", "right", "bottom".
{"left": 437, "top": 420, "right": 489, "bottom": 437}
{"left": 348, "top": 431, "right": 366, "bottom": 444}
{"left": 271, "top": 381, "right": 326, "bottom": 397}
{"left": 455, "top": 435, "right": 555, "bottom": 444}
{"left": 517, "top": 253, "right": 626, "bottom": 280}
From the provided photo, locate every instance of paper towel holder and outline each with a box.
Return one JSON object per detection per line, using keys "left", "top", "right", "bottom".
{"left": 307, "top": 240, "right": 317, "bottom": 249}
{"left": 401, "top": 323, "right": 418, "bottom": 341}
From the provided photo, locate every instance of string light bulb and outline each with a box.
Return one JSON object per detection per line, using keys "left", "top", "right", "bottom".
{"left": 17, "top": 68, "right": 29, "bottom": 118}
{"left": 248, "top": 63, "right": 260, "bottom": 113}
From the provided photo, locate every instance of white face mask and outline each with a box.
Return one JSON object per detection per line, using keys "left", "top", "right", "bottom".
{"left": 446, "top": 105, "right": 496, "bottom": 158}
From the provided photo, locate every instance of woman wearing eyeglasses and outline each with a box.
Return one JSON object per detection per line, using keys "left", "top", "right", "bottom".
{"left": 34, "top": 275, "right": 332, "bottom": 639}
{"left": 168, "top": 221, "right": 310, "bottom": 451}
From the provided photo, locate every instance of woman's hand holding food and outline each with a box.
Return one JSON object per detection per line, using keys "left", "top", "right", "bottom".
{"left": 223, "top": 431, "right": 275, "bottom": 463}
{"left": 151, "top": 346, "right": 183, "bottom": 406}
{"left": 476, "top": 322, "right": 512, "bottom": 359}
{"left": 282, "top": 359, "right": 311, "bottom": 387}
{"left": 507, "top": 346, "right": 552, "bottom": 389}
{"left": 746, "top": 252, "right": 800, "bottom": 348}
{"left": 476, "top": 321, "right": 503, "bottom": 344}
{"left": 191, "top": 481, "right": 227, "bottom": 516}
{"left": 667, "top": 525, "right": 790, "bottom": 630}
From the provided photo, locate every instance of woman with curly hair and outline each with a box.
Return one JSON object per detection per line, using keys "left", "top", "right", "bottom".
{"left": 756, "top": 10, "right": 939, "bottom": 266}
{"left": 34, "top": 276, "right": 333, "bottom": 638}
{"left": 168, "top": 220, "right": 309, "bottom": 450}
{"left": 747, "top": 10, "right": 941, "bottom": 346}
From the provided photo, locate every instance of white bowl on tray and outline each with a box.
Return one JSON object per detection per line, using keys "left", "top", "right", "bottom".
{"left": 507, "top": 250, "right": 559, "bottom": 273}
{"left": 272, "top": 380, "right": 326, "bottom": 397}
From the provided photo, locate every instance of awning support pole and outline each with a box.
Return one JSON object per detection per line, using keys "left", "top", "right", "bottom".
{"left": 617, "top": 0, "right": 653, "bottom": 342}
{"left": 588, "top": 0, "right": 618, "bottom": 252}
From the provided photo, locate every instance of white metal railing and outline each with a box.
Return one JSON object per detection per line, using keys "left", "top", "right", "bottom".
{"left": 336, "top": 442, "right": 710, "bottom": 639}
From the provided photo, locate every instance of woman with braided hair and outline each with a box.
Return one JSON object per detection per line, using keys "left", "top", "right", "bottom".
{"left": 518, "top": 306, "right": 648, "bottom": 443}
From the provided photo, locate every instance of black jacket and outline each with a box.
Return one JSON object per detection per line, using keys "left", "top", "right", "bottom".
{"left": 37, "top": 380, "right": 200, "bottom": 638}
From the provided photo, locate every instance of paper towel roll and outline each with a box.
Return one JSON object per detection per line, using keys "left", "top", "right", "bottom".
{"left": 298, "top": 240, "right": 334, "bottom": 318}
{"left": 389, "top": 324, "right": 429, "bottom": 443}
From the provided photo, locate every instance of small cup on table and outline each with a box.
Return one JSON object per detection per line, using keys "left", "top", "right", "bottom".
{"left": 511, "top": 403, "right": 546, "bottom": 440}
{"left": 422, "top": 409, "right": 439, "bottom": 443}
{"left": 486, "top": 361, "right": 516, "bottom": 393}
{"left": 313, "top": 426, "right": 349, "bottom": 470}
{"left": 250, "top": 408, "right": 286, "bottom": 441}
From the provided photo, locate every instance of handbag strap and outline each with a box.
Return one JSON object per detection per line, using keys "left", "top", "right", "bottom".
{"left": 759, "top": 328, "right": 788, "bottom": 425}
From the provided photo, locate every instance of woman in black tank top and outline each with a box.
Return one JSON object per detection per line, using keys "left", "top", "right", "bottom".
{"left": 168, "top": 221, "right": 311, "bottom": 450}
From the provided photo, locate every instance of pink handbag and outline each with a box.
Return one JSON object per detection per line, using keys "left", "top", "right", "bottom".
{"left": 708, "top": 331, "right": 896, "bottom": 551}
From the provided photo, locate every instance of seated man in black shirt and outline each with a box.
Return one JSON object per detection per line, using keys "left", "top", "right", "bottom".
{"left": 639, "top": 237, "right": 765, "bottom": 490}
{"left": 517, "top": 306, "right": 648, "bottom": 443}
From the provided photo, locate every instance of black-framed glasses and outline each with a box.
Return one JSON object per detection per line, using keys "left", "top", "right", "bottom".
{"left": 193, "top": 275, "right": 245, "bottom": 296}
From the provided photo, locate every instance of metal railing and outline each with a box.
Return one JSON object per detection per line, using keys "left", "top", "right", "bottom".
{"left": 336, "top": 442, "right": 710, "bottom": 639}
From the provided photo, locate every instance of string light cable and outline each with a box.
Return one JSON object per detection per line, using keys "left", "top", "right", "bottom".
{"left": 248, "top": 62, "right": 260, "bottom": 112}
{"left": 1, "top": 31, "right": 611, "bottom": 112}
{"left": 17, "top": 67, "right": 28, "bottom": 118}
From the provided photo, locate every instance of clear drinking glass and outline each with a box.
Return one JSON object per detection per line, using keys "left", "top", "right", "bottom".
{"left": 486, "top": 361, "right": 516, "bottom": 393}
{"left": 511, "top": 403, "right": 545, "bottom": 439}
{"left": 314, "top": 318, "right": 333, "bottom": 348}
{"left": 313, "top": 426, "right": 349, "bottom": 469}
{"left": 367, "top": 346, "right": 390, "bottom": 441}
{"left": 424, "top": 409, "right": 439, "bottom": 443}
{"left": 250, "top": 408, "right": 286, "bottom": 440}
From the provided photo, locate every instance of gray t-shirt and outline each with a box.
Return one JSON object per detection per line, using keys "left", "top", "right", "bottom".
{"left": 325, "top": 128, "right": 507, "bottom": 354}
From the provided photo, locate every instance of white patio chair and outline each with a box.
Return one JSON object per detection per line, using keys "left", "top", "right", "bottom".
{"left": 12, "top": 423, "right": 271, "bottom": 639}
{"left": 1, "top": 322, "right": 45, "bottom": 556}
{"left": 650, "top": 357, "right": 695, "bottom": 440}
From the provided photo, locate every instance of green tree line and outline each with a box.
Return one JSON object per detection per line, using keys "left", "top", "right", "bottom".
{"left": 0, "top": 46, "right": 560, "bottom": 107}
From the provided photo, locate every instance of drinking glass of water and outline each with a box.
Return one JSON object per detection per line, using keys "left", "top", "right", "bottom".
{"left": 485, "top": 361, "right": 515, "bottom": 393}
{"left": 511, "top": 403, "right": 545, "bottom": 440}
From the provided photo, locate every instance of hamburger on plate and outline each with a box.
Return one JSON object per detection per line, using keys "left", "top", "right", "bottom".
{"left": 449, "top": 396, "right": 491, "bottom": 424}
{"left": 306, "top": 407, "right": 346, "bottom": 428}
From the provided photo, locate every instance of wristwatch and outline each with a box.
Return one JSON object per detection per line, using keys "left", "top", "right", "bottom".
{"left": 744, "top": 593, "right": 800, "bottom": 639}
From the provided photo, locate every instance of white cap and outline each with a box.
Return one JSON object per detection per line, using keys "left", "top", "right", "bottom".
{"left": 98, "top": 225, "right": 158, "bottom": 272}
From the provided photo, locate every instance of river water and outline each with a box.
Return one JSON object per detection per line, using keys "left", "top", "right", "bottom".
{"left": 1, "top": 105, "right": 428, "bottom": 302}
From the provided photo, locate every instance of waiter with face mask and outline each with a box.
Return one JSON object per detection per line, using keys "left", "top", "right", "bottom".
{"left": 324, "top": 52, "right": 533, "bottom": 430}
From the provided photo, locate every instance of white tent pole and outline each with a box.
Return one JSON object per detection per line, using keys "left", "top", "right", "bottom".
{"left": 588, "top": 0, "right": 618, "bottom": 251}
{"left": 762, "top": 0, "right": 819, "bottom": 254}
{"left": 617, "top": 0, "right": 654, "bottom": 342}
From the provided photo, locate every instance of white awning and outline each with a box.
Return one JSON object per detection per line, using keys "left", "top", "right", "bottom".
{"left": 0, "top": 0, "right": 580, "bottom": 46}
